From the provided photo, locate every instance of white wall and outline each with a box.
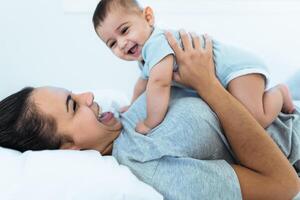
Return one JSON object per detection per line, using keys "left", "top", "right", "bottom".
{"left": 0, "top": 0, "right": 139, "bottom": 99}
{"left": 1, "top": 0, "right": 300, "bottom": 99}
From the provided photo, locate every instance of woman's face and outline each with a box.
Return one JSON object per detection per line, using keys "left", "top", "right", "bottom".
{"left": 31, "top": 86, "right": 122, "bottom": 154}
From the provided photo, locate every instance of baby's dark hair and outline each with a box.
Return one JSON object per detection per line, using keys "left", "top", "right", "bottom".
{"left": 92, "top": 0, "right": 142, "bottom": 30}
{"left": 0, "top": 87, "right": 65, "bottom": 152}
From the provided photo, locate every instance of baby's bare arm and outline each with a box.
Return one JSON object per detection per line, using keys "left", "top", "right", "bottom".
{"left": 144, "top": 55, "right": 174, "bottom": 129}
{"left": 120, "top": 78, "right": 148, "bottom": 113}
{"left": 131, "top": 77, "right": 148, "bottom": 103}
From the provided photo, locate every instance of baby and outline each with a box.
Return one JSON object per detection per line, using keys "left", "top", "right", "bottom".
{"left": 92, "top": 0, "right": 294, "bottom": 134}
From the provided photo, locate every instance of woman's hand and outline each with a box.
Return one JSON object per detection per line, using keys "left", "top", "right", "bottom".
{"left": 165, "top": 31, "right": 219, "bottom": 94}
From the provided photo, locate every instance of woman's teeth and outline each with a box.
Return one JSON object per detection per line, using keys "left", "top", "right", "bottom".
{"left": 98, "top": 112, "right": 104, "bottom": 121}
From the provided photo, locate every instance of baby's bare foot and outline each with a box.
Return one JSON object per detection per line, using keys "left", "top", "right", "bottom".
{"left": 278, "top": 84, "right": 295, "bottom": 113}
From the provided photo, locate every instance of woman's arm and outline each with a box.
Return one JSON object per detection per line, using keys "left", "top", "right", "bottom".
{"left": 166, "top": 31, "right": 300, "bottom": 200}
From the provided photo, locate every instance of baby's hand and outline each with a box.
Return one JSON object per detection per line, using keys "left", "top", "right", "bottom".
{"left": 135, "top": 121, "right": 151, "bottom": 135}
{"left": 119, "top": 105, "right": 130, "bottom": 113}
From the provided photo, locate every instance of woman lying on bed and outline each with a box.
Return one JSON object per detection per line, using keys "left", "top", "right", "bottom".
{"left": 0, "top": 32, "right": 300, "bottom": 200}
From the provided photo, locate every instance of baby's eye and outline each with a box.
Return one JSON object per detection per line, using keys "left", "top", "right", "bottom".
{"left": 109, "top": 41, "right": 116, "bottom": 48}
{"left": 121, "top": 27, "right": 129, "bottom": 34}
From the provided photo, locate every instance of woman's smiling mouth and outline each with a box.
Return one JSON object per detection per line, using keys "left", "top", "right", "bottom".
{"left": 98, "top": 112, "right": 114, "bottom": 124}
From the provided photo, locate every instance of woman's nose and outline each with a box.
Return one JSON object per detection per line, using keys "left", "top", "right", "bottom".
{"left": 84, "top": 92, "right": 94, "bottom": 106}
{"left": 76, "top": 92, "right": 94, "bottom": 106}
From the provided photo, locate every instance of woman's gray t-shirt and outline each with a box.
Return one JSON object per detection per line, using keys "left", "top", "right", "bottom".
{"left": 112, "top": 88, "right": 300, "bottom": 200}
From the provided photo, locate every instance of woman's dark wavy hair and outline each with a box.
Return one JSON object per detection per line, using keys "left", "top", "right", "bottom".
{"left": 0, "top": 87, "right": 64, "bottom": 152}
{"left": 92, "top": 0, "right": 142, "bottom": 30}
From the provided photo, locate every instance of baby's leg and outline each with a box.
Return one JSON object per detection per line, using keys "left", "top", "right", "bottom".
{"left": 227, "top": 74, "right": 294, "bottom": 128}
{"left": 277, "top": 84, "right": 295, "bottom": 114}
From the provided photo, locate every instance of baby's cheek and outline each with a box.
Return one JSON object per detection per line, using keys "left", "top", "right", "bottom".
{"left": 114, "top": 50, "right": 125, "bottom": 60}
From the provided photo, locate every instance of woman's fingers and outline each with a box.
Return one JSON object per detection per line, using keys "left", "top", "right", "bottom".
{"left": 165, "top": 31, "right": 182, "bottom": 55}
{"left": 191, "top": 32, "right": 201, "bottom": 49}
{"left": 179, "top": 30, "right": 192, "bottom": 51}
{"left": 203, "top": 34, "right": 213, "bottom": 53}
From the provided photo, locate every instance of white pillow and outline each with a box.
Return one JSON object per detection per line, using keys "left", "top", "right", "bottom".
{"left": 0, "top": 147, "right": 163, "bottom": 200}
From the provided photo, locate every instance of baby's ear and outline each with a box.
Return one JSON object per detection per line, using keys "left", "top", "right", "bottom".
{"left": 143, "top": 6, "right": 155, "bottom": 26}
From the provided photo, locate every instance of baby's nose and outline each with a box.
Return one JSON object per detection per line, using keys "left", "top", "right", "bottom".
{"left": 119, "top": 39, "right": 127, "bottom": 50}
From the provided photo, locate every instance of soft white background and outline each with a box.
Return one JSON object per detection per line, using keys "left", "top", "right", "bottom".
{"left": 0, "top": 0, "right": 300, "bottom": 99}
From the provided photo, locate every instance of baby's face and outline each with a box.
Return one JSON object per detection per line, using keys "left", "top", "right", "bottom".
{"left": 96, "top": 8, "right": 153, "bottom": 62}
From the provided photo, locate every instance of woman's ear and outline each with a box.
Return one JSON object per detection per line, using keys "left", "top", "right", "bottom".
{"left": 60, "top": 142, "right": 81, "bottom": 150}
{"left": 143, "top": 6, "right": 155, "bottom": 26}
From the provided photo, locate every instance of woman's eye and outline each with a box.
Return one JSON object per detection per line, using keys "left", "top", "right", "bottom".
{"left": 73, "top": 101, "right": 77, "bottom": 112}
{"left": 121, "top": 27, "right": 128, "bottom": 34}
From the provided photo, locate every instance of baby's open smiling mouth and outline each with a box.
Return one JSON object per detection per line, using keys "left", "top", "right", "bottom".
{"left": 128, "top": 44, "right": 138, "bottom": 54}
{"left": 127, "top": 44, "right": 141, "bottom": 58}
